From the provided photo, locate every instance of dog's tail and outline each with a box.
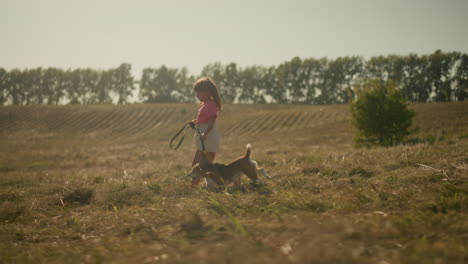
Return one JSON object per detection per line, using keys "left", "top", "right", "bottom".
{"left": 245, "top": 144, "right": 252, "bottom": 159}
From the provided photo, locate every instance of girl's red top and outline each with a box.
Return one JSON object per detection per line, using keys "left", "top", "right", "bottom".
{"left": 196, "top": 100, "right": 218, "bottom": 124}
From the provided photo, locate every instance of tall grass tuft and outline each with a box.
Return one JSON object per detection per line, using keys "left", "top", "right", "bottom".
{"left": 205, "top": 193, "right": 248, "bottom": 237}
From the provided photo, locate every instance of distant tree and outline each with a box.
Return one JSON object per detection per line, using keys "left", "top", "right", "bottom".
{"left": 51, "top": 68, "right": 67, "bottom": 105}
{"left": 314, "top": 58, "right": 337, "bottom": 104}
{"left": 222, "top": 62, "right": 240, "bottom": 103}
{"left": 364, "top": 56, "right": 393, "bottom": 81}
{"left": 286, "top": 57, "right": 307, "bottom": 103}
{"left": 200, "top": 63, "right": 223, "bottom": 84}
{"left": 66, "top": 69, "right": 83, "bottom": 104}
{"left": 386, "top": 55, "right": 405, "bottom": 85}
{"left": 268, "top": 62, "right": 289, "bottom": 104}
{"left": 112, "top": 63, "right": 135, "bottom": 104}
{"left": 81, "top": 68, "right": 105, "bottom": 104}
{"left": 21, "top": 68, "right": 41, "bottom": 104}
{"left": 446, "top": 51, "right": 464, "bottom": 101}
{"left": 338, "top": 56, "right": 364, "bottom": 103}
{"left": 238, "top": 65, "right": 267, "bottom": 103}
{"left": 399, "top": 54, "right": 431, "bottom": 102}
{"left": 428, "top": 50, "right": 460, "bottom": 102}
{"left": 34, "top": 68, "right": 47, "bottom": 104}
{"left": 54, "top": 69, "right": 71, "bottom": 105}
{"left": 17, "top": 69, "right": 30, "bottom": 104}
{"left": 175, "top": 67, "right": 196, "bottom": 103}
{"left": 252, "top": 66, "right": 269, "bottom": 103}
{"left": 350, "top": 79, "right": 415, "bottom": 147}
{"left": 453, "top": 53, "right": 468, "bottom": 101}
{"left": 139, "top": 68, "right": 155, "bottom": 102}
{"left": 41, "top": 68, "right": 63, "bottom": 105}
{"left": 92, "top": 70, "right": 111, "bottom": 104}
{"left": 302, "top": 58, "right": 322, "bottom": 103}
{"left": 262, "top": 66, "right": 278, "bottom": 103}
{"left": 322, "top": 58, "right": 342, "bottom": 104}
{"left": 5, "top": 69, "right": 24, "bottom": 105}
{"left": 323, "top": 56, "right": 364, "bottom": 104}
{"left": 139, "top": 65, "right": 179, "bottom": 103}
{"left": 0, "top": 68, "right": 7, "bottom": 105}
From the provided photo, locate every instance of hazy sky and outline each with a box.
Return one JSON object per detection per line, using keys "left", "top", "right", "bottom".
{"left": 2, "top": 0, "right": 468, "bottom": 76}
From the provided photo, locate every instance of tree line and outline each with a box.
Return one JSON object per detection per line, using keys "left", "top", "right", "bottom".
{"left": 1, "top": 50, "right": 466, "bottom": 106}
{"left": 0, "top": 63, "right": 134, "bottom": 105}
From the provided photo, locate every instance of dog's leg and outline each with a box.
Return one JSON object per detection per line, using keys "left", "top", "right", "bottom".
{"left": 257, "top": 168, "right": 271, "bottom": 179}
{"left": 250, "top": 160, "right": 271, "bottom": 179}
{"left": 205, "top": 172, "right": 225, "bottom": 186}
{"left": 233, "top": 177, "right": 241, "bottom": 187}
{"left": 243, "top": 165, "right": 261, "bottom": 184}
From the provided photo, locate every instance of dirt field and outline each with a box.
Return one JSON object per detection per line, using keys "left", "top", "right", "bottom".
{"left": 1, "top": 102, "right": 467, "bottom": 263}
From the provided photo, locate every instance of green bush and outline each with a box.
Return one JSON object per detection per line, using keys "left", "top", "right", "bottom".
{"left": 350, "top": 79, "right": 415, "bottom": 147}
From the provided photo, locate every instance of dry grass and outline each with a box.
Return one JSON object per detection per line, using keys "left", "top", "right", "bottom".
{"left": 0, "top": 102, "right": 467, "bottom": 263}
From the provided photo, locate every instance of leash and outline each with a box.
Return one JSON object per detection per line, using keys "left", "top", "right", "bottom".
{"left": 169, "top": 121, "right": 205, "bottom": 151}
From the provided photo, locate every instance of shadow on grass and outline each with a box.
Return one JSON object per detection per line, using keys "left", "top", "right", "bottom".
{"left": 63, "top": 188, "right": 94, "bottom": 206}
{"left": 223, "top": 182, "right": 273, "bottom": 195}
{"left": 180, "top": 213, "right": 212, "bottom": 240}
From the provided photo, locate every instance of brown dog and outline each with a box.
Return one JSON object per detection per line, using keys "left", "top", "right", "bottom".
{"left": 187, "top": 144, "right": 270, "bottom": 187}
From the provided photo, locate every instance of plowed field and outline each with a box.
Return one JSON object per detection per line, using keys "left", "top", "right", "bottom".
{"left": 1, "top": 102, "right": 467, "bottom": 263}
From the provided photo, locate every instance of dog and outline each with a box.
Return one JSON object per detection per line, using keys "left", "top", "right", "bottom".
{"left": 187, "top": 144, "right": 270, "bottom": 187}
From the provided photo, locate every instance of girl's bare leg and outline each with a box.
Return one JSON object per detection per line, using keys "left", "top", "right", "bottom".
{"left": 191, "top": 150, "right": 204, "bottom": 167}
{"left": 205, "top": 152, "right": 216, "bottom": 163}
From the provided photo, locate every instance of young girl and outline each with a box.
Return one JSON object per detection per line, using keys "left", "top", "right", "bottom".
{"left": 191, "top": 77, "right": 222, "bottom": 186}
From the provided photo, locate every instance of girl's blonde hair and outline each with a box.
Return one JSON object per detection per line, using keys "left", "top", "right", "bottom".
{"left": 193, "top": 77, "right": 222, "bottom": 110}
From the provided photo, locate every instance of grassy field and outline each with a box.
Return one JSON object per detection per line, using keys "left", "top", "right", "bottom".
{"left": 0, "top": 102, "right": 467, "bottom": 263}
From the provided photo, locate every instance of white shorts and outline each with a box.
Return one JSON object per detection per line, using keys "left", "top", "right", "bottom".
{"left": 194, "top": 123, "right": 221, "bottom": 152}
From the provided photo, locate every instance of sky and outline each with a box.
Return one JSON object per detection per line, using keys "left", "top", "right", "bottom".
{"left": 2, "top": 0, "right": 468, "bottom": 77}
